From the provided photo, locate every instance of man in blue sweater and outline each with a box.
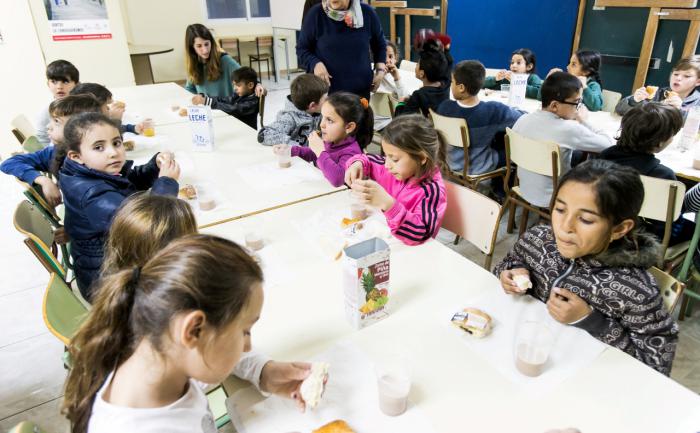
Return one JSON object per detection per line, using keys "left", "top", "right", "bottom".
{"left": 296, "top": 0, "right": 387, "bottom": 99}
{"left": 437, "top": 60, "right": 524, "bottom": 175}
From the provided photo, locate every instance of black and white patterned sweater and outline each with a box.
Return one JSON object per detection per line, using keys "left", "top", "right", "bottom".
{"left": 493, "top": 224, "right": 679, "bottom": 376}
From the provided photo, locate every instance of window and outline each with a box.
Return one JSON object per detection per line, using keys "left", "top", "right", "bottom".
{"left": 204, "top": 0, "right": 270, "bottom": 21}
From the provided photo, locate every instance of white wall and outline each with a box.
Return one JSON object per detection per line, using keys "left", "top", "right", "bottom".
{"left": 121, "top": 0, "right": 298, "bottom": 83}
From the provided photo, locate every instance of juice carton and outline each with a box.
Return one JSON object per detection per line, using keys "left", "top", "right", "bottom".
{"left": 343, "top": 238, "right": 390, "bottom": 329}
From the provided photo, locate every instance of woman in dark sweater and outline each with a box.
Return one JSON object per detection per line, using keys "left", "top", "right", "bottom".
{"left": 297, "top": 0, "right": 387, "bottom": 99}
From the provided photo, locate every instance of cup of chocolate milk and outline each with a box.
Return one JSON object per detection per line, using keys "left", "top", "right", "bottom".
{"left": 514, "top": 321, "right": 553, "bottom": 377}
{"left": 275, "top": 144, "right": 292, "bottom": 168}
{"left": 375, "top": 361, "right": 410, "bottom": 416}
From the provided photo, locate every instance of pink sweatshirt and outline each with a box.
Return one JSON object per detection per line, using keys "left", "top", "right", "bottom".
{"left": 346, "top": 154, "right": 447, "bottom": 246}
{"left": 291, "top": 136, "right": 362, "bottom": 187}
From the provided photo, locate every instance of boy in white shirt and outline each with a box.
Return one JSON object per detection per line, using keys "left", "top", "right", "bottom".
{"left": 35, "top": 60, "right": 79, "bottom": 145}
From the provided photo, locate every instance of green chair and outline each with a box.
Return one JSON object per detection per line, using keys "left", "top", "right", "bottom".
{"left": 43, "top": 273, "right": 88, "bottom": 346}
{"left": 206, "top": 384, "right": 232, "bottom": 428}
{"left": 13, "top": 201, "right": 66, "bottom": 280}
{"left": 676, "top": 212, "right": 700, "bottom": 320}
{"left": 22, "top": 135, "right": 46, "bottom": 153}
{"left": 8, "top": 421, "right": 49, "bottom": 433}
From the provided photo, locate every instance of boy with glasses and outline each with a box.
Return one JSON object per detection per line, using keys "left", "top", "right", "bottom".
{"left": 511, "top": 71, "right": 613, "bottom": 208}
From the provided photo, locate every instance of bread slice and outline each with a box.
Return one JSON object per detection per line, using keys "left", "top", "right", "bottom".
{"left": 312, "top": 420, "right": 355, "bottom": 433}
{"left": 299, "top": 362, "right": 329, "bottom": 409}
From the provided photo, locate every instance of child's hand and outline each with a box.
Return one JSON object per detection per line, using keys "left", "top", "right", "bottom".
{"left": 499, "top": 268, "right": 530, "bottom": 295}
{"left": 388, "top": 63, "right": 400, "bottom": 81}
{"left": 344, "top": 161, "right": 364, "bottom": 185}
{"left": 158, "top": 158, "right": 180, "bottom": 180}
{"left": 495, "top": 69, "right": 508, "bottom": 81}
{"left": 547, "top": 287, "right": 593, "bottom": 324}
{"left": 134, "top": 122, "right": 145, "bottom": 134}
{"left": 351, "top": 179, "right": 395, "bottom": 211}
{"left": 546, "top": 68, "right": 563, "bottom": 78}
{"left": 54, "top": 226, "right": 70, "bottom": 245}
{"left": 665, "top": 93, "right": 683, "bottom": 109}
{"left": 314, "top": 62, "right": 332, "bottom": 85}
{"left": 191, "top": 94, "right": 205, "bottom": 105}
{"left": 574, "top": 105, "right": 590, "bottom": 123}
{"left": 35, "top": 176, "right": 62, "bottom": 207}
{"left": 156, "top": 151, "right": 175, "bottom": 168}
{"left": 108, "top": 103, "right": 125, "bottom": 120}
{"left": 260, "top": 361, "right": 326, "bottom": 413}
{"left": 633, "top": 86, "right": 650, "bottom": 102}
{"left": 504, "top": 71, "right": 512, "bottom": 82}
{"left": 308, "top": 131, "right": 324, "bottom": 157}
{"left": 255, "top": 83, "right": 267, "bottom": 98}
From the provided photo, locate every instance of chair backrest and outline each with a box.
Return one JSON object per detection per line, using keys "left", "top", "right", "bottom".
{"left": 370, "top": 92, "right": 395, "bottom": 118}
{"left": 601, "top": 89, "right": 622, "bottom": 114}
{"left": 11, "top": 114, "right": 36, "bottom": 143}
{"left": 259, "top": 92, "right": 266, "bottom": 128}
{"left": 399, "top": 59, "right": 417, "bottom": 72}
{"left": 648, "top": 266, "right": 685, "bottom": 313}
{"left": 442, "top": 181, "right": 502, "bottom": 268}
{"left": 678, "top": 211, "right": 700, "bottom": 282}
{"left": 13, "top": 200, "right": 65, "bottom": 278}
{"left": 16, "top": 179, "right": 61, "bottom": 224}
{"left": 429, "top": 109, "right": 469, "bottom": 149}
{"left": 505, "top": 128, "right": 560, "bottom": 176}
{"left": 256, "top": 35, "right": 274, "bottom": 50}
{"left": 43, "top": 273, "right": 89, "bottom": 345}
{"left": 638, "top": 175, "right": 685, "bottom": 222}
{"left": 22, "top": 135, "right": 45, "bottom": 153}
{"left": 219, "top": 37, "right": 241, "bottom": 60}
{"left": 8, "top": 421, "right": 49, "bottom": 433}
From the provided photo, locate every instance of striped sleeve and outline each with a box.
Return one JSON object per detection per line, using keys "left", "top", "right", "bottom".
{"left": 384, "top": 179, "right": 445, "bottom": 246}
{"left": 684, "top": 184, "right": 700, "bottom": 213}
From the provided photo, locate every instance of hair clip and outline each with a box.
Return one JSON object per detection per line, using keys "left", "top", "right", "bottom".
{"left": 360, "top": 97, "right": 369, "bottom": 109}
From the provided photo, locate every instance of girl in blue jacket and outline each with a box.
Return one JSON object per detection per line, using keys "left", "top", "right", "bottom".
{"left": 57, "top": 112, "right": 181, "bottom": 301}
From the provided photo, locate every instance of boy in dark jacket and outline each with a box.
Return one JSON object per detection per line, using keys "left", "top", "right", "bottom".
{"left": 196, "top": 66, "right": 260, "bottom": 129}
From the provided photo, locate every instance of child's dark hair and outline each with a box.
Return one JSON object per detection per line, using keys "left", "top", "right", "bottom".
{"left": 453, "top": 60, "right": 485, "bottom": 96}
{"left": 51, "top": 112, "right": 120, "bottom": 176}
{"left": 382, "top": 114, "right": 447, "bottom": 179}
{"left": 325, "top": 92, "right": 374, "bottom": 149}
{"left": 48, "top": 94, "right": 102, "bottom": 119}
{"left": 541, "top": 71, "right": 583, "bottom": 108}
{"left": 617, "top": 102, "right": 683, "bottom": 153}
{"left": 555, "top": 159, "right": 643, "bottom": 234}
{"left": 70, "top": 82, "right": 113, "bottom": 105}
{"left": 46, "top": 59, "right": 79, "bottom": 83}
{"left": 386, "top": 39, "right": 399, "bottom": 59}
{"left": 512, "top": 48, "right": 536, "bottom": 73}
{"left": 290, "top": 74, "right": 328, "bottom": 111}
{"left": 418, "top": 39, "right": 448, "bottom": 83}
{"left": 63, "top": 234, "right": 263, "bottom": 433}
{"left": 574, "top": 49, "right": 602, "bottom": 84}
{"left": 232, "top": 66, "right": 258, "bottom": 85}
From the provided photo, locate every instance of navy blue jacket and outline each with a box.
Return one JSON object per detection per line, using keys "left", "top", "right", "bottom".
{"left": 1, "top": 145, "right": 54, "bottom": 184}
{"left": 297, "top": 3, "right": 386, "bottom": 98}
{"left": 59, "top": 155, "right": 178, "bottom": 300}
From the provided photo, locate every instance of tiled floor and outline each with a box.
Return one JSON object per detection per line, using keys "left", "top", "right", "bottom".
{"left": 1, "top": 76, "right": 699, "bottom": 432}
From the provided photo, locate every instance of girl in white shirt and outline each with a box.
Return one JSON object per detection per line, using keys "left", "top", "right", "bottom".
{"left": 63, "top": 234, "right": 308, "bottom": 433}
{"left": 374, "top": 40, "right": 409, "bottom": 130}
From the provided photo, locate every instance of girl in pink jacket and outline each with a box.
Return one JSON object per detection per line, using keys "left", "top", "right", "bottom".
{"left": 345, "top": 114, "right": 447, "bottom": 245}
{"left": 288, "top": 92, "right": 373, "bottom": 187}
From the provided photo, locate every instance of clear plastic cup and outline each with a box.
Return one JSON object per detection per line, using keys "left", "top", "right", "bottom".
{"left": 244, "top": 231, "right": 264, "bottom": 251}
{"left": 514, "top": 320, "right": 554, "bottom": 377}
{"left": 275, "top": 144, "right": 292, "bottom": 168}
{"left": 375, "top": 362, "right": 411, "bottom": 416}
{"left": 195, "top": 185, "right": 216, "bottom": 211}
{"left": 349, "top": 190, "right": 368, "bottom": 220}
{"left": 500, "top": 84, "right": 510, "bottom": 99}
{"left": 142, "top": 118, "right": 155, "bottom": 137}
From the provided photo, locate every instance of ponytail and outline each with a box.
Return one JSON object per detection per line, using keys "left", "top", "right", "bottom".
{"left": 575, "top": 50, "right": 602, "bottom": 85}
{"left": 325, "top": 92, "right": 374, "bottom": 150}
{"left": 435, "top": 129, "right": 448, "bottom": 175}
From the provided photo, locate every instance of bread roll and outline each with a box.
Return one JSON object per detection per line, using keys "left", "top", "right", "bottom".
{"left": 312, "top": 420, "right": 355, "bottom": 433}
{"left": 179, "top": 107, "right": 188, "bottom": 117}
{"left": 123, "top": 140, "right": 135, "bottom": 151}
{"left": 451, "top": 308, "right": 492, "bottom": 338}
{"left": 300, "top": 362, "right": 329, "bottom": 409}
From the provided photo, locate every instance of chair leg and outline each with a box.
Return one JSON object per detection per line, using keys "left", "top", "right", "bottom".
{"left": 453, "top": 235, "right": 460, "bottom": 245}
{"left": 679, "top": 294, "right": 689, "bottom": 321}
{"left": 506, "top": 201, "right": 516, "bottom": 234}
{"left": 518, "top": 208, "right": 530, "bottom": 236}
{"left": 484, "top": 254, "right": 493, "bottom": 270}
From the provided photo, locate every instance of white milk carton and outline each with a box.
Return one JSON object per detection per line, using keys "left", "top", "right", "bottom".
{"left": 343, "top": 238, "right": 390, "bottom": 329}
{"left": 508, "top": 73, "right": 529, "bottom": 108}
{"left": 188, "top": 105, "right": 215, "bottom": 151}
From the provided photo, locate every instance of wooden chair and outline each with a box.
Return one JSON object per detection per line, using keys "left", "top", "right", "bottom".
{"left": 370, "top": 92, "right": 396, "bottom": 119}
{"left": 676, "top": 211, "right": 700, "bottom": 320}
{"left": 429, "top": 109, "right": 506, "bottom": 190}
{"left": 249, "top": 36, "right": 277, "bottom": 82}
{"left": 22, "top": 135, "right": 45, "bottom": 153}
{"left": 399, "top": 59, "right": 417, "bottom": 72}
{"left": 648, "top": 266, "right": 685, "bottom": 313}
{"left": 16, "top": 179, "right": 61, "bottom": 225}
{"left": 43, "top": 273, "right": 88, "bottom": 345}
{"left": 601, "top": 89, "right": 622, "bottom": 114}
{"left": 14, "top": 201, "right": 66, "bottom": 279}
{"left": 219, "top": 37, "right": 241, "bottom": 63}
{"left": 8, "top": 421, "right": 49, "bottom": 433}
{"left": 11, "top": 114, "right": 36, "bottom": 144}
{"left": 501, "top": 128, "right": 561, "bottom": 236}
{"left": 259, "top": 91, "right": 266, "bottom": 129}
{"left": 442, "top": 181, "right": 502, "bottom": 269}
{"left": 638, "top": 175, "right": 686, "bottom": 267}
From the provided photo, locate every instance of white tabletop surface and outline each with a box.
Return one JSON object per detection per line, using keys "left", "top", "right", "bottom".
{"left": 202, "top": 192, "right": 700, "bottom": 433}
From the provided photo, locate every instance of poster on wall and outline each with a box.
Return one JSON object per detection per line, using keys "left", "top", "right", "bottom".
{"left": 43, "top": 0, "right": 111, "bottom": 41}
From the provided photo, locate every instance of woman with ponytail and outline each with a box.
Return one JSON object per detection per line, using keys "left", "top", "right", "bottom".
{"left": 277, "top": 91, "right": 372, "bottom": 187}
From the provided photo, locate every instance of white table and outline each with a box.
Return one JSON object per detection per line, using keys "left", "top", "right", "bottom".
{"left": 202, "top": 193, "right": 700, "bottom": 433}
{"left": 111, "top": 83, "right": 229, "bottom": 127}
{"left": 125, "top": 116, "right": 345, "bottom": 228}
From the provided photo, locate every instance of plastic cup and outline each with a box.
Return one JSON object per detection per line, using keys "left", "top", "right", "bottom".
{"left": 244, "top": 231, "right": 264, "bottom": 251}
{"left": 514, "top": 320, "right": 554, "bottom": 377}
{"left": 275, "top": 145, "right": 292, "bottom": 168}
{"left": 500, "top": 84, "right": 510, "bottom": 98}
{"left": 195, "top": 185, "right": 216, "bottom": 211}
{"left": 349, "top": 190, "right": 368, "bottom": 220}
{"left": 142, "top": 118, "right": 155, "bottom": 137}
{"left": 375, "top": 362, "right": 411, "bottom": 416}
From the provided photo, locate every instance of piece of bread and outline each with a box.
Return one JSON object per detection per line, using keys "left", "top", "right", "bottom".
{"left": 312, "top": 420, "right": 355, "bottom": 433}
{"left": 123, "top": 140, "right": 135, "bottom": 151}
{"left": 451, "top": 308, "right": 492, "bottom": 338}
{"left": 645, "top": 85, "right": 658, "bottom": 99}
{"left": 512, "top": 274, "right": 532, "bottom": 292}
{"left": 178, "top": 184, "right": 197, "bottom": 200}
{"left": 300, "top": 362, "right": 329, "bottom": 409}
{"left": 179, "top": 107, "right": 188, "bottom": 117}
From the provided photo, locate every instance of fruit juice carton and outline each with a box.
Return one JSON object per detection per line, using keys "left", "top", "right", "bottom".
{"left": 188, "top": 105, "right": 215, "bottom": 151}
{"left": 342, "top": 237, "right": 390, "bottom": 330}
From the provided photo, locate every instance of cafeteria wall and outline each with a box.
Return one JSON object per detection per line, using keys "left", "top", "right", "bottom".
{"left": 120, "top": 0, "right": 299, "bottom": 83}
